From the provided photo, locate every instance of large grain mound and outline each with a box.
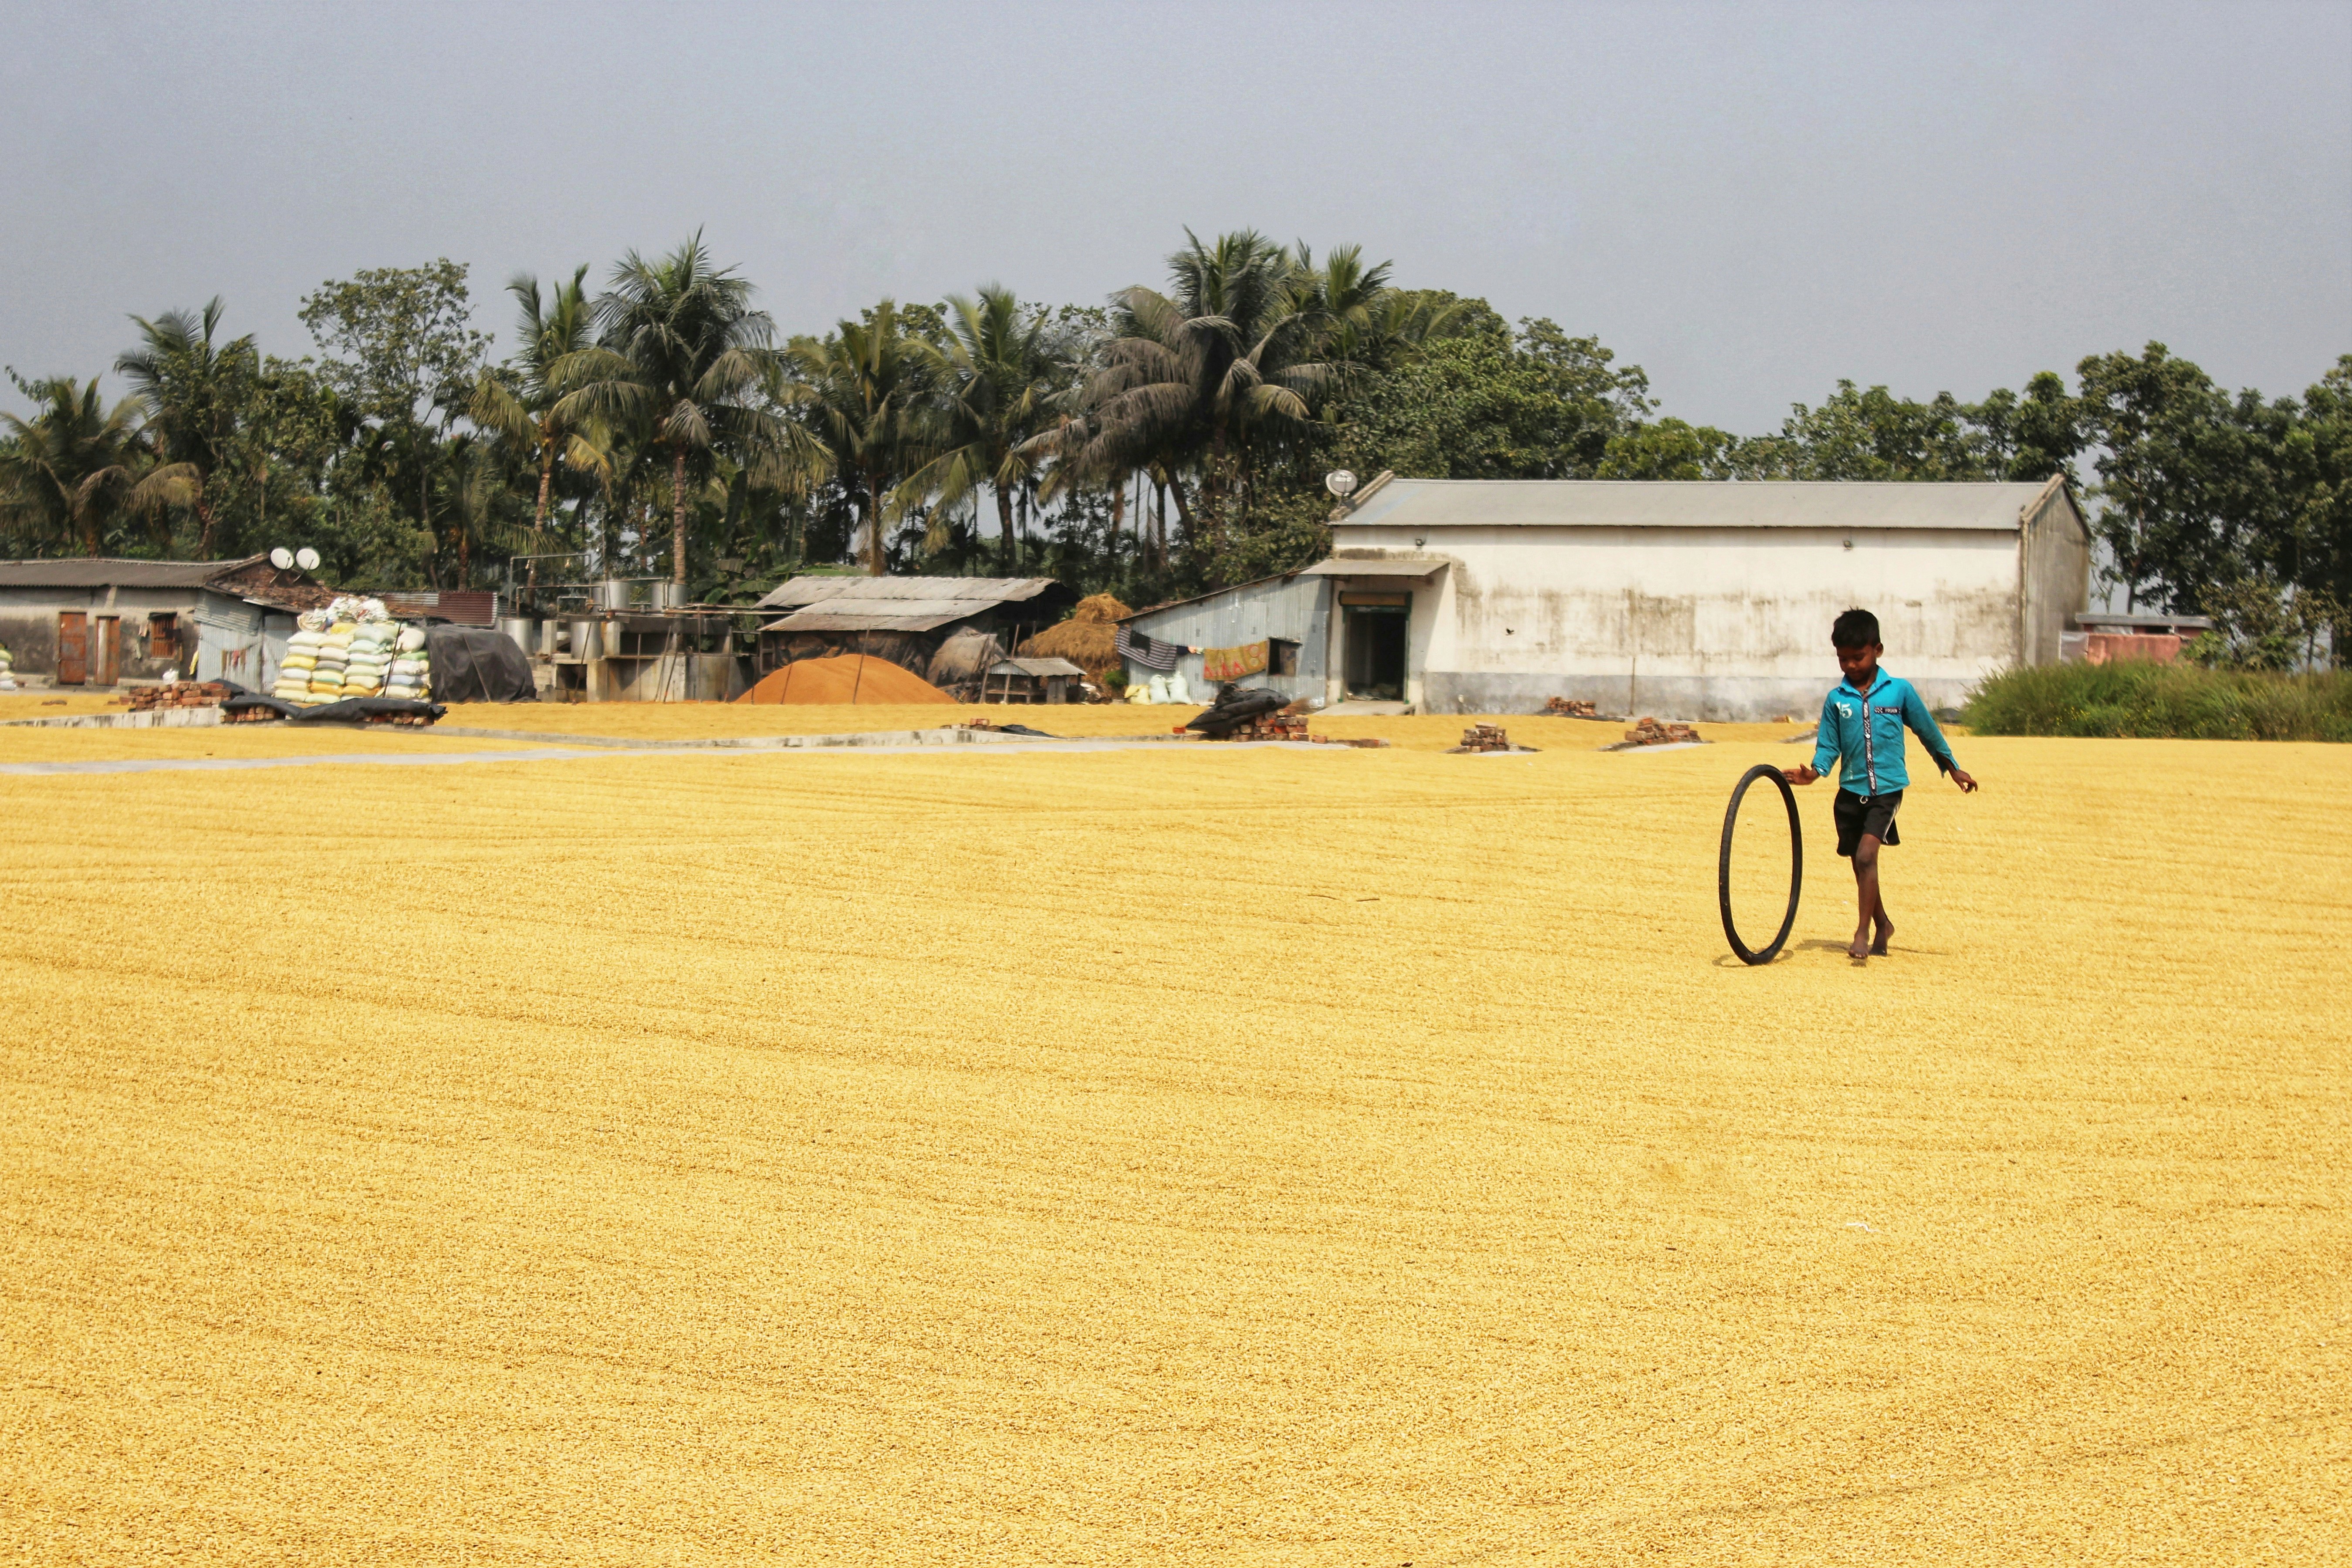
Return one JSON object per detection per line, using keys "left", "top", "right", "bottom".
{"left": 735, "top": 653, "right": 954, "bottom": 705}
{"left": 2, "top": 736, "right": 2345, "bottom": 1565}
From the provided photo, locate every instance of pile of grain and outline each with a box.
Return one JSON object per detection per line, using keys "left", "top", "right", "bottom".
{"left": 1019, "top": 594, "right": 1131, "bottom": 679}
{"left": 735, "top": 654, "right": 955, "bottom": 705}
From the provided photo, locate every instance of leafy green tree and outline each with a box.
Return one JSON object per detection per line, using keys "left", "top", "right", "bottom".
{"left": 1597, "top": 417, "right": 1741, "bottom": 479}
{"left": 299, "top": 260, "right": 489, "bottom": 582}
{"left": 1327, "top": 299, "right": 1652, "bottom": 481}
{"left": 0, "top": 373, "right": 184, "bottom": 555}
{"left": 2281, "top": 356, "right": 2352, "bottom": 658}
{"left": 785, "top": 300, "right": 934, "bottom": 576}
{"left": 557, "top": 236, "right": 825, "bottom": 586}
{"left": 470, "top": 267, "right": 609, "bottom": 588}
{"left": 1733, "top": 381, "right": 1997, "bottom": 481}
{"left": 2075, "top": 343, "right": 2282, "bottom": 612}
{"left": 1967, "top": 371, "right": 2086, "bottom": 483}
{"left": 115, "top": 298, "right": 258, "bottom": 555}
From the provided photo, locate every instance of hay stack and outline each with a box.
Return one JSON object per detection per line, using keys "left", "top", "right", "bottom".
{"left": 1019, "top": 594, "right": 1131, "bottom": 679}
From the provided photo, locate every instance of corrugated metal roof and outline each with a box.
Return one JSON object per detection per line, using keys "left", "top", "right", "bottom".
{"left": 1301, "top": 556, "right": 1451, "bottom": 577}
{"left": 989, "top": 656, "right": 1085, "bottom": 678}
{"left": 760, "top": 605, "right": 991, "bottom": 634}
{"left": 1342, "top": 479, "right": 2068, "bottom": 533}
{"left": 0, "top": 554, "right": 266, "bottom": 588}
{"left": 1115, "top": 570, "right": 1305, "bottom": 623}
{"left": 381, "top": 590, "right": 498, "bottom": 627}
{"left": 755, "top": 574, "right": 1061, "bottom": 610}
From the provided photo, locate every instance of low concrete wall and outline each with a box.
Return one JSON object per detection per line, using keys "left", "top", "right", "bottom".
{"left": 1422, "top": 669, "right": 1975, "bottom": 721}
{"left": 0, "top": 706, "right": 226, "bottom": 730}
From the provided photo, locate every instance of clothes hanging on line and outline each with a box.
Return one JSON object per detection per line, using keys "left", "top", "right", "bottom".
{"left": 1116, "top": 625, "right": 1184, "bottom": 671}
{"left": 1200, "top": 640, "right": 1271, "bottom": 682}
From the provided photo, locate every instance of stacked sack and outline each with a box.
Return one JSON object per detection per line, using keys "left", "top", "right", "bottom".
{"left": 341, "top": 618, "right": 399, "bottom": 696}
{"left": 273, "top": 611, "right": 330, "bottom": 704}
{"left": 385, "top": 625, "right": 431, "bottom": 699}
{"left": 308, "top": 615, "right": 356, "bottom": 701}
{"left": 271, "top": 597, "right": 420, "bottom": 706}
{"left": 0, "top": 642, "right": 16, "bottom": 691}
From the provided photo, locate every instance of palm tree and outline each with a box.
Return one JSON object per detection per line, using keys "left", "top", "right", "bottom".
{"left": 899, "top": 286, "right": 1062, "bottom": 571}
{"left": 470, "top": 267, "right": 609, "bottom": 591}
{"left": 433, "top": 430, "right": 526, "bottom": 588}
{"left": 785, "top": 301, "right": 934, "bottom": 576}
{"left": 0, "top": 373, "right": 186, "bottom": 556}
{"left": 1067, "top": 230, "right": 1336, "bottom": 549}
{"left": 554, "top": 234, "right": 825, "bottom": 587}
{"left": 1284, "top": 244, "right": 1460, "bottom": 374}
{"left": 115, "top": 297, "right": 257, "bottom": 555}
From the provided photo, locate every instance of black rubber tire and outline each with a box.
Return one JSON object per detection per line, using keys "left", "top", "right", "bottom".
{"left": 1720, "top": 764, "right": 1803, "bottom": 966}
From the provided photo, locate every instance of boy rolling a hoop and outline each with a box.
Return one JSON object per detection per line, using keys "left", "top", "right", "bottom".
{"left": 1783, "top": 608, "right": 1978, "bottom": 960}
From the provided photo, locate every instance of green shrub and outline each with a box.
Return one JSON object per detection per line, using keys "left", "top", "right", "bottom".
{"left": 1961, "top": 662, "right": 2352, "bottom": 741}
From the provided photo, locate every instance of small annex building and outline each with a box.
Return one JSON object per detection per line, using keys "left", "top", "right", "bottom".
{"left": 753, "top": 575, "right": 1076, "bottom": 683}
{"left": 0, "top": 555, "right": 338, "bottom": 689}
{"left": 1119, "top": 476, "right": 2090, "bottom": 720}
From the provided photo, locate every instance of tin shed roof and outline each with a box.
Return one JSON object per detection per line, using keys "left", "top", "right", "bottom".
{"left": 989, "top": 656, "right": 1086, "bottom": 678}
{"left": 1301, "top": 557, "right": 1451, "bottom": 577}
{"left": 755, "top": 575, "right": 1068, "bottom": 634}
{"left": 1341, "top": 479, "right": 2073, "bottom": 533}
{"left": 0, "top": 554, "right": 268, "bottom": 589}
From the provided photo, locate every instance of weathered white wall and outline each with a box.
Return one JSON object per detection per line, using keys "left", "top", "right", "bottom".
{"left": 1329, "top": 522, "right": 2026, "bottom": 719}
{"left": 2020, "top": 486, "right": 2092, "bottom": 667}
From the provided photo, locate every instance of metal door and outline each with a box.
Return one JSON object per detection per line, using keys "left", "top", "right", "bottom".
{"left": 94, "top": 616, "right": 121, "bottom": 685}
{"left": 57, "top": 612, "right": 87, "bottom": 684}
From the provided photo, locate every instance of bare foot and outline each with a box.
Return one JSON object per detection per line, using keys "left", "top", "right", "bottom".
{"left": 1847, "top": 936, "right": 1872, "bottom": 960}
{"left": 1870, "top": 920, "right": 1893, "bottom": 956}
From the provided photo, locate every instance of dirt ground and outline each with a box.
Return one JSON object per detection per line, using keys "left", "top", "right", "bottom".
{"left": 1, "top": 721, "right": 2345, "bottom": 1564}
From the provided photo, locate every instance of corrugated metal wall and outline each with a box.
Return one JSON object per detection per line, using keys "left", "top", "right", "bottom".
{"left": 1123, "top": 574, "right": 1332, "bottom": 700}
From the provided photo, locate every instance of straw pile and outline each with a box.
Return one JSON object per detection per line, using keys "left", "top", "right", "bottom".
{"left": 735, "top": 653, "right": 955, "bottom": 705}
{"left": 1019, "top": 594, "right": 1130, "bottom": 679}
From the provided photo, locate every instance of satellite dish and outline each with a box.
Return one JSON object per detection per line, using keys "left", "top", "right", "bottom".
{"left": 269, "top": 547, "right": 294, "bottom": 570}
{"left": 294, "top": 547, "right": 320, "bottom": 571}
{"left": 1325, "top": 469, "right": 1357, "bottom": 499}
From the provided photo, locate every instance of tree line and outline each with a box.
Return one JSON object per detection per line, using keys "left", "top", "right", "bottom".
{"left": 2, "top": 228, "right": 2345, "bottom": 661}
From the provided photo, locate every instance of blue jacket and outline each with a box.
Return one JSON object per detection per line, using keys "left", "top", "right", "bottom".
{"left": 1812, "top": 672, "right": 1957, "bottom": 795}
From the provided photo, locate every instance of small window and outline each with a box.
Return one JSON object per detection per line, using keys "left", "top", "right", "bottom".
{"left": 1267, "top": 638, "right": 1300, "bottom": 676}
{"left": 148, "top": 613, "right": 177, "bottom": 657}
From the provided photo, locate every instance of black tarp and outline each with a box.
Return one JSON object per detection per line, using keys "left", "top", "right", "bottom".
{"left": 425, "top": 625, "right": 538, "bottom": 703}
{"left": 1185, "top": 684, "right": 1286, "bottom": 735}
{"left": 222, "top": 694, "right": 449, "bottom": 723}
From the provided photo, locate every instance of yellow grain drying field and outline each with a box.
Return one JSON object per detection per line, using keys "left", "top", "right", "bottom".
{"left": 2, "top": 720, "right": 2346, "bottom": 1565}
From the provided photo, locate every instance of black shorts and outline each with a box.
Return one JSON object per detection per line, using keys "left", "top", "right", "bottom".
{"left": 1835, "top": 788, "right": 1903, "bottom": 857}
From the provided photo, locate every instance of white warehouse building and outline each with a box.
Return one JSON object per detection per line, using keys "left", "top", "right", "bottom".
{"left": 1122, "top": 475, "right": 2090, "bottom": 720}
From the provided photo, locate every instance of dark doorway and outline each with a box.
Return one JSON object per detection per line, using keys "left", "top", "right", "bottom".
{"left": 1342, "top": 599, "right": 1409, "bottom": 700}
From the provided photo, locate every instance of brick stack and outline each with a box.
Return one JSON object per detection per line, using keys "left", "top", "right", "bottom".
{"left": 1454, "top": 723, "right": 1517, "bottom": 752}
{"left": 1189, "top": 712, "right": 1390, "bottom": 747}
{"left": 1209, "top": 711, "right": 1311, "bottom": 742}
{"left": 119, "top": 681, "right": 231, "bottom": 712}
{"left": 1543, "top": 697, "right": 1599, "bottom": 717}
{"left": 1622, "top": 716, "right": 1700, "bottom": 746}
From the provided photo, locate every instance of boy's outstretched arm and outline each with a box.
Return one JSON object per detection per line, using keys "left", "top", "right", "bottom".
{"left": 1784, "top": 694, "right": 1841, "bottom": 785}
{"left": 1903, "top": 685, "right": 1979, "bottom": 792}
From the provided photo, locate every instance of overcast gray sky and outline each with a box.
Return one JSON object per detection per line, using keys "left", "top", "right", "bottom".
{"left": 3, "top": 0, "right": 2345, "bottom": 432}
